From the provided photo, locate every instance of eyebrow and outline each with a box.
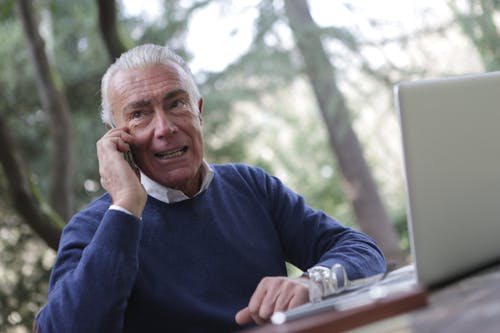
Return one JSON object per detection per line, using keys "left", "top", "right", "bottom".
{"left": 162, "top": 89, "right": 189, "bottom": 102}
{"left": 123, "top": 89, "right": 189, "bottom": 112}
{"left": 124, "top": 99, "right": 151, "bottom": 112}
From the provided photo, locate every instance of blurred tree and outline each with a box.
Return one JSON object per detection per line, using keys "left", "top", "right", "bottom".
{"left": 0, "top": 1, "right": 113, "bottom": 331}
{"left": 284, "top": 0, "right": 404, "bottom": 265}
{"left": 96, "top": 0, "right": 128, "bottom": 60}
{"left": 17, "top": 0, "right": 74, "bottom": 223}
{"left": 448, "top": 0, "right": 500, "bottom": 71}
{"left": 0, "top": 114, "right": 63, "bottom": 251}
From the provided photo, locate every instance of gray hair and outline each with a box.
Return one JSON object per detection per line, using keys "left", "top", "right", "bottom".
{"left": 100, "top": 44, "right": 201, "bottom": 126}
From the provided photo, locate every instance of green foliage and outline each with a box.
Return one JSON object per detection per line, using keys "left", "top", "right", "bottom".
{"left": 0, "top": 0, "right": 14, "bottom": 20}
{"left": 0, "top": 1, "right": 109, "bottom": 331}
{"left": 449, "top": 0, "right": 500, "bottom": 71}
{"left": 392, "top": 208, "right": 411, "bottom": 256}
{"left": 0, "top": 203, "right": 53, "bottom": 331}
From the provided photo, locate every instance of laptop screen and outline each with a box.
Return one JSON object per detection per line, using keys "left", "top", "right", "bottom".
{"left": 395, "top": 71, "right": 500, "bottom": 287}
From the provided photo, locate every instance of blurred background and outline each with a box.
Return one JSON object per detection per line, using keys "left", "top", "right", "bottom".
{"left": 0, "top": 0, "right": 494, "bottom": 331}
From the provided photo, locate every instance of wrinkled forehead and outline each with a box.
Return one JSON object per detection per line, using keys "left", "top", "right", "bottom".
{"left": 109, "top": 62, "right": 189, "bottom": 96}
{"left": 107, "top": 62, "right": 194, "bottom": 114}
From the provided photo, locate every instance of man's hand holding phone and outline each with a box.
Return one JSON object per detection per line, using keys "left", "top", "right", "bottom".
{"left": 97, "top": 126, "right": 147, "bottom": 218}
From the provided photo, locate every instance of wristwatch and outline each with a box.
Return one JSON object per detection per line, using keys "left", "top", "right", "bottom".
{"left": 302, "top": 263, "right": 348, "bottom": 303}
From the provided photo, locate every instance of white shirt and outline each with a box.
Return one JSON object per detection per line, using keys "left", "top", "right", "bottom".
{"left": 109, "top": 160, "right": 214, "bottom": 215}
{"left": 140, "top": 160, "right": 214, "bottom": 204}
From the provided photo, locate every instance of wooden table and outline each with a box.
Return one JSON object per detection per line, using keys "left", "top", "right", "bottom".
{"left": 238, "top": 263, "right": 500, "bottom": 333}
{"left": 387, "top": 263, "right": 500, "bottom": 333}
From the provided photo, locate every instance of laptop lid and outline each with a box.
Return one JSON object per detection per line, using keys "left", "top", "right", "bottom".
{"left": 395, "top": 71, "right": 500, "bottom": 288}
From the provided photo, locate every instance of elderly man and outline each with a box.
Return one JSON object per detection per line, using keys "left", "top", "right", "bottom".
{"left": 34, "top": 44, "right": 385, "bottom": 333}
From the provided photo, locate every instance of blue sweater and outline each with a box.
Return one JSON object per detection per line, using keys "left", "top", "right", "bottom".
{"left": 36, "top": 164, "right": 385, "bottom": 333}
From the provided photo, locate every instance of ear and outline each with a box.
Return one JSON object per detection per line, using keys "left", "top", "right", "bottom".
{"left": 197, "top": 97, "right": 204, "bottom": 123}
{"left": 197, "top": 97, "right": 204, "bottom": 114}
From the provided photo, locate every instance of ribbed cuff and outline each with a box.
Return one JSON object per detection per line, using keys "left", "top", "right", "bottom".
{"left": 92, "top": 209, "right": 141, "bottom": 257}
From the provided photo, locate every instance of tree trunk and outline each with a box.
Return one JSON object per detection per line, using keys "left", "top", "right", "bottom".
{"left": 0, "top": 115, "right": 62, "bottom": 250}
{"left": 17, "top": 0, "right": 74, "bottom": 221}
{"left": 96, "top": 0, "right": 128, "bottom": 62}
{"left": 284, "top": 0, "right": 404, "bottom": 266}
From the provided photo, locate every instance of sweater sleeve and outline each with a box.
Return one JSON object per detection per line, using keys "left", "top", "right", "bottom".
{"left": 256, "top": 167, "right": 386, "bottom": 279}
{"left": 35, "top": 208, "right": 141, "bottom": 333}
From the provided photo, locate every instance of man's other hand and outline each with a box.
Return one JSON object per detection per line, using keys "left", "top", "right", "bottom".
{"left": 235, "top": 276, "right": 310, "bottom": 326}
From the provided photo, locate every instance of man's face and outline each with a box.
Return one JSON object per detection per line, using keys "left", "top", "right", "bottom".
{"left": 107, "top": 62, "right": 204, "bottom": 196}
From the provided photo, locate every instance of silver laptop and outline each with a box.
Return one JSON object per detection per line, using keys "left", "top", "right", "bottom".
{"left": 270, "top": 71, "right": 500, "bottom": 325}
{"left": 397, "top": 71, "right": 500, "bottom": 288}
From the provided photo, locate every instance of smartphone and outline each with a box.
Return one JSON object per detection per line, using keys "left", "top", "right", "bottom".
{"left": 109, "top": 122, "right": 140, "bottom": 175}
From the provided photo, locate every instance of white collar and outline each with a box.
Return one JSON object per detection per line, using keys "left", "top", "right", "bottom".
{"left": 140, "top": 160, "right": 214, "bottom": 204}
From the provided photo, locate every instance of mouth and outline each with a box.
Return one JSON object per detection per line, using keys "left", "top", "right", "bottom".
{"left": 155, "top": 146, "right": 188, "bottom": 159}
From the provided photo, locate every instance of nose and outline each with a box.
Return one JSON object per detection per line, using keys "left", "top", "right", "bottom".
{"left": 153, "top": 110, "right": 177, "bottom": 138}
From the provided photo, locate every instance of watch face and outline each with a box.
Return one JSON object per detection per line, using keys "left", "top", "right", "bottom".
{"left": 306, "top": 264, "right": 348, "bottom": 298}
{"left": 308, "top": 267, "right": 328, "bottom": 282}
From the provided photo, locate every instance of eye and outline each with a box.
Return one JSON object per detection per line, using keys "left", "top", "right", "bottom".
{"left": 130, "top": 110, "right": 144, "bottom": 120}
{"left": 171, "top": 99, "right": 188, "bottom": 109}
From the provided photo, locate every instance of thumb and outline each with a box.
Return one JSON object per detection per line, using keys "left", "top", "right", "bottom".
{"left": 235, "top": 307, "right": 253, "bottom": 325}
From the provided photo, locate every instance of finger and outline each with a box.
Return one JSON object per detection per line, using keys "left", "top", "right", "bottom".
{"left": 264, "top": 278, "right": 297, "bottom": 313}
{"left": 99, "top": 131, "right": 134, "bottom": 155}
{"left": 115, "top": 137, "right": 132, "bottom": 154}
{"left": 249, "top": 293, "right": 269, "bottom": 325}
{"left": 251, "top": 313, "right": 267, "bottom": 326}
{"left": 257, "top": 284, "right": 281, "bottom": 321}
{"left": 247, "top": 278, "right": 268, "bottom": 314}
{"left": 267, "top": 278, "right": 309, "bottom": 313}
{"left": 115, "top": 131, "right": 136, "bottom": 153}
{"left": 235, "top": 307, "right": 252, "bottom": 325}
{"left": 286, "top": 281, "right": 310, "bottom": 309}
{"left": 247, "top": 277, "right": 275, "bottom": 325}
{"left": 104, "top": 126, "right": 134, "bottom": 140}
{"left": 274, "top": 285, "right": 295, "bottom": 311}
{"left": 97, "top": 138, "right": 137, "bottom": 180}
{"left": 288, "top": 290, "right": 309, "bottom": 309}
